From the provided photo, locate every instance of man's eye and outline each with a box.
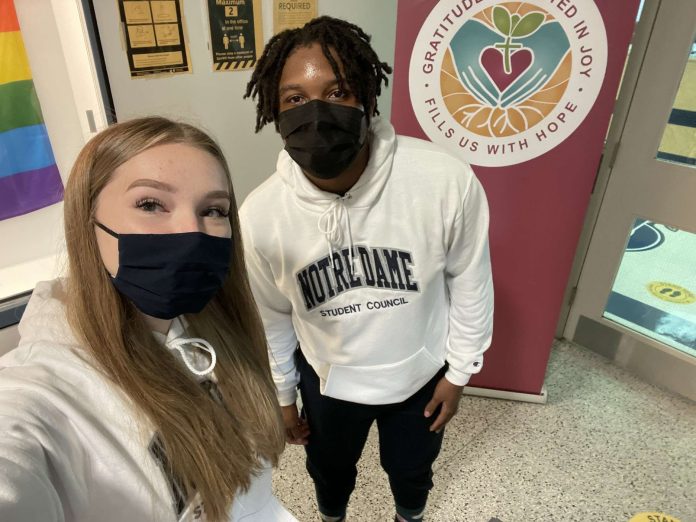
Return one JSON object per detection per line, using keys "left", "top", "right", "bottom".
{"left": 329, "top": 89, "right": 347, "bottom": 99}
{"left": 287, "top": 95, "right": 305, "bottom": 104}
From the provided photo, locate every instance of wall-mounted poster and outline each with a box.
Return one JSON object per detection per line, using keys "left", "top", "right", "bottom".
{"left": 117, "top": 0, "right": 191, "bottom": 77}
{"left": 206, "top": 0, "right": 263, "bottom": 71}
{"left": 0, "top": 0, "right": 63, "bottom": 221}
{"left": 274, "top": 0, "right": 317, "bottom": 34}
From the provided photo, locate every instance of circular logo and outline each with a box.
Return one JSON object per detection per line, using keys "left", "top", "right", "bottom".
{"left": 648, "top": 282, "right": 696, "bottom": 304}
{"left": 409, "top": 0, "right": 608, "bottom": 166}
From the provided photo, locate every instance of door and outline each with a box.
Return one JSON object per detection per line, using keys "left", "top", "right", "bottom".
{"left": 564, "top": 0, "right": 696, "bottom": 401}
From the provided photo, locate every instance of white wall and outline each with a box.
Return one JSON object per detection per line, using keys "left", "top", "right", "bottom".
{"left": 92, "top": 0, "right": 398, "bottom": 204}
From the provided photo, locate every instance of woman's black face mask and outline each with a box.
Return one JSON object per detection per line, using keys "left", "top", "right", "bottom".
{"left": 277, "top": 100, "right": 368, "bottom": 179}
{"left": 95, "top": 222, "right": 232, "bottom": 320}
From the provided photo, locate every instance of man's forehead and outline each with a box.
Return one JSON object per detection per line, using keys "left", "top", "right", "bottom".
{"left": 285, "top": 43, "right": 345, "bottom": 71}
{"left": 280, "top": 45, "right": 346, "bottom": 84}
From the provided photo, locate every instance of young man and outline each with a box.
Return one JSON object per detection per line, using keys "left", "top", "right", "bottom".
{"left": 240, "top": 16, "right": 494, "bottom": 522}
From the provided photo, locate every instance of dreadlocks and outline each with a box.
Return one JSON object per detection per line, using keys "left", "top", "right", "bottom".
{"left": 244, "top": 16, "right": 392, "bottom": 133}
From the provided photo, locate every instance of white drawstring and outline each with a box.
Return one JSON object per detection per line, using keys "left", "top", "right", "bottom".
{"left": 166, "top": 337, "right": 217, "bottom": 377}
{"left": 343, "top": 208, "right": 361, "bottom": 278}
{"left": 318, "top": 198, "right": 344, "bottom": 248}
{"left": 318, "top": 194, "right": 360, "bottom": 282}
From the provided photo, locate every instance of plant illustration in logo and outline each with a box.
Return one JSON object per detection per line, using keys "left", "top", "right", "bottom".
{"left": 441, "top": 2, "right": 572, "bottom": 138}
{"left": 484, "top": 7, "right": 543, "bottom": 90}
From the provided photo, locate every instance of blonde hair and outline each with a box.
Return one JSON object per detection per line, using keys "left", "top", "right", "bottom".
{"left": 63, "top": 117, "right": 284, "bottom": 521}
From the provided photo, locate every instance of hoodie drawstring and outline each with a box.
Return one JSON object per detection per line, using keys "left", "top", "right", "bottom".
{"left": 318, "top": 198, "right": 342, "bottom": 267}
{"left": 318, "top": 195, "right": 360, "bottom": 282}
{"left": 344, "top": 208, "right": 358, "bottom": 276}
{"left": 166, "top": 337, "right": 217, "bottom": 377}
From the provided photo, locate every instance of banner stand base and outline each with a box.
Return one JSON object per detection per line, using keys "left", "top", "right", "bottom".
{"left": 462, "top": 384, "right": 548, "bottom": 404}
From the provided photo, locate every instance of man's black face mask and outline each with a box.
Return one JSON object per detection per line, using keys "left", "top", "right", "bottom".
{"left": 278, "top": 100, "right": 368, "bottom": 179}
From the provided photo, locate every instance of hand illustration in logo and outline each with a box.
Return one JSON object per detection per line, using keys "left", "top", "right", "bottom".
{"left": 442, "top": 3, "right": 571, "bottom": 137}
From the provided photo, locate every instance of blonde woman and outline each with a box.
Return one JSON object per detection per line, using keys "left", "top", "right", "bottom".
{"left": 0, "top": 117, "right": 296, "bottom": 522}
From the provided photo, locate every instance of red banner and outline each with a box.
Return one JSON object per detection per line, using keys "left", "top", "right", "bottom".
{"left": 392, "top": 0, "right": 640, "bottom": 394}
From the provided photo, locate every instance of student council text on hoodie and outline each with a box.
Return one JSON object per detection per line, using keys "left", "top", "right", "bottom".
{"left": 240, "top": 117, "right": 494, "bottom": 407}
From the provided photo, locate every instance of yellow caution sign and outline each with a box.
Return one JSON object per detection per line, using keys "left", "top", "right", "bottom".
{"left": 647, "top": 282, "right": 696, "bottom": 304}
{"left": 628, "top": 513, "right": 681, "bottom": 522}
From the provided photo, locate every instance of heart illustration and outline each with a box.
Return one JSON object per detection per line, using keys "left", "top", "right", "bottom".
{"left": 480, "top": 47, "right": 533, "bottom": 93}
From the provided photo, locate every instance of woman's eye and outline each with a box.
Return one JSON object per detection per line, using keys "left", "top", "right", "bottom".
{"left": 136, "top": 198, "right": 164, "bottom": 212}
{"left": 203, "top": 207, "right": 230, "bottom": 218}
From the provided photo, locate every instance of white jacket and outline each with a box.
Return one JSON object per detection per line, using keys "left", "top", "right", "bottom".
{"left": 240, "top": 117, "right": 494, "bottom": 407}
{"left": 0, "top": 279, "right": 296, "bottom": 522}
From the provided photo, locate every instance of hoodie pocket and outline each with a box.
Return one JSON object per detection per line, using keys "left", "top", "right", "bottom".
{"left": 322, "top": 347, "right": 444, "bottom": 405}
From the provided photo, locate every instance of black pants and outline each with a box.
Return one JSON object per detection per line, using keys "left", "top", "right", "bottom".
{"left": 296, "top": 349, "right": 445, "bottom": 516}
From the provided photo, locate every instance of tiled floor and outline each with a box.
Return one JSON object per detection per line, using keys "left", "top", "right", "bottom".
{"left": 272, "top": 341, "right": 696, "bottom": 521}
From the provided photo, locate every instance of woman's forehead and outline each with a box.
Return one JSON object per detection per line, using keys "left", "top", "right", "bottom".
{"left": 109, "top": 143, "right": 228, "bottom": 191}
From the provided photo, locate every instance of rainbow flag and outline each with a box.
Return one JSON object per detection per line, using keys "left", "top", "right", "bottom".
{"left": 0, "top": 0, "right": 63, "bottom": 221}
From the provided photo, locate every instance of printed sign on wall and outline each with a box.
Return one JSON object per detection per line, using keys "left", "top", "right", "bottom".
{"left": 0, "top": 0, "right": 63, "bottom": 221}
{"left": 207, "top": 0, "right": 263, "bottom": 71}
{"left": 273, "top": 0, "right": 317, "bottom": 34}
{"left": 118, "top": 0, "right": 191, "bottom": 77}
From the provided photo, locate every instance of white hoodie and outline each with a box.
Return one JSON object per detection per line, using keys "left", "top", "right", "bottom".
{"left": 239, "top": 117, "right": 494, "bottom": 407}
{"left": 0, "top": 279, "right": 296, "bottom": 522}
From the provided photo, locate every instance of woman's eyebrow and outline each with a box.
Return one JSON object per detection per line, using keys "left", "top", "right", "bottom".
{"left": 126, "top": 181, "right": 229, "bottom": 200}
{"left": 127, "top": 179, "right": 176, "bottom": 192}
{"left": 206, "top": 190, "right": 231, "bottom": 200}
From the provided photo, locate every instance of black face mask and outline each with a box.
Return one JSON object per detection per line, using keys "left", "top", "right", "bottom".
{"left": 96, "top": 222, "right": 232, "bottom": 320}
{"left": 278, "top": 99, "right": 368, "bottom": 179}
